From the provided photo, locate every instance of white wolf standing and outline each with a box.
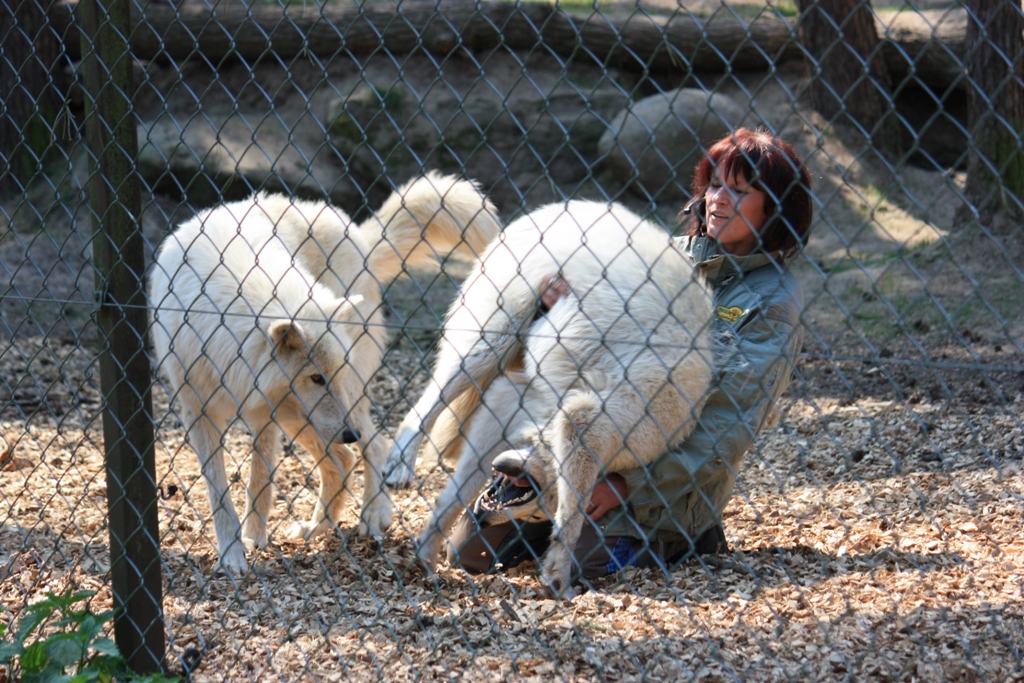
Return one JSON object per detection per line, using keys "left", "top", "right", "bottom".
{"left": 150, "top": 173, "right": 499, "bottom": 575}
{"left": 384, "top": 200, "right": 715, "bottom": 597}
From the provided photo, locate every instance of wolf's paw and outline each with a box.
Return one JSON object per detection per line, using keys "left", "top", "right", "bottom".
{"left": 285, "top": 518, "right": 333, "bottom": 542}
{"left": 414, "top": 531, "right": 444, "bottom": 574}
{"left": 358, "top": 497, "right": 393, "bottom": 538}
{"left": 216, "top": 545, "right": 250, "bottom": 577}
{"left": 383, "top": 459, "right": 417, "bottom": 489}
{"left": 241, "top": 519, "right": 269, "bottom": 552}
{"left": 383, "top": 428, "right": 421, "bottom": 489}
{"left": 541, "top": 547, "right": 577, "bottom": 601}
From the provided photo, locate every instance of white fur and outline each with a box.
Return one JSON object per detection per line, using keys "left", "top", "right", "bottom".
{"left": 386, "top": 200, "right": 715, "bottom": 597}
{"left": 150, "top": 172, "right": 499, "bottom": 575}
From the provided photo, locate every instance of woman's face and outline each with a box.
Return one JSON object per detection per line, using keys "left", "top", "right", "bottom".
{"left": 704, "top": 163, "right": 769, "bottom": 256}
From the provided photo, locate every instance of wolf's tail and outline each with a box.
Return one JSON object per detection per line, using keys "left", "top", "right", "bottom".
{"left": 358, "top": 171, "right": 500, "bottom": 286}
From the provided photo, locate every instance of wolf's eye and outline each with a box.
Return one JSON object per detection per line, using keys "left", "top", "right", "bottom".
{"left": 310, "top": 373, "right": 326, "bottom": 386}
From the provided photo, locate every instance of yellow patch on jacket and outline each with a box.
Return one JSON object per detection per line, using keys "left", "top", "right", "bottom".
{"left": 717, "top": 305, "right": 746, "bottom": 323}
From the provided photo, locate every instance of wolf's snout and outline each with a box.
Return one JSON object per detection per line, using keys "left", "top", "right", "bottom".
{"left": 338, "top": 428, "right": 361, "bottom": 444}
{"left": 492, "top": 455, "right": 525, "bottom": 478}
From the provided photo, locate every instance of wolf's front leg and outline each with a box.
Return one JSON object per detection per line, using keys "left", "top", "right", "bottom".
{"left": 356, "top": 412, "right": 394, "bottom": 538}
{"left": 541, "top": 390, "right": 607, "bottom": 598}
{"left": 189, "top": 416, "right": 248, "bottom": 575}
{"left": 241, "top": 422, "right": 282, "bottom": 552}
{"left": 384, "top": 413, "right": 427, "bottom": 489}
{"left": 541, "top": 449, "right": 599, "bottom": 600}
{"left": 285, "top": 434, "right": 353, "bottom": 542}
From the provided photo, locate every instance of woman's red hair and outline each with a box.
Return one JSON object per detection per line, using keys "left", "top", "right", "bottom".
{"left": 681, "top": 128, "right": 813, "bottom": 259}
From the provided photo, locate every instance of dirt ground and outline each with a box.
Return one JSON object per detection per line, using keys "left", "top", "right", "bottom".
{"left": 2, "top": 1, "right": 1023, "bottom": 680}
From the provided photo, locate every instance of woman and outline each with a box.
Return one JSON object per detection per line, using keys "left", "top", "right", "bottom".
{"left": 448, "top": 127, "right": 813, "bottom": 579}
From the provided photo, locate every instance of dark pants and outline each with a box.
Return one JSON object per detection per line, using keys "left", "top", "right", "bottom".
{"left": 447, "top": 513, "right": 729, "bottom": 579}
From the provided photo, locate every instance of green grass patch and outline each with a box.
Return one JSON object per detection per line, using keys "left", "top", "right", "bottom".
{"left": 771, "top": 1, "right": 798, "bottom": 18}
{"left": 575, "top": 619, "right": 611, "bottom": 633}
{"left": 830, "top": 254, "right": 1024, "bottom": 341}
{"left": 823, "top": 249, "right": 912, "bottom": 276}
{"left": 721, "top": 1, "right": 798, "bottom": 19}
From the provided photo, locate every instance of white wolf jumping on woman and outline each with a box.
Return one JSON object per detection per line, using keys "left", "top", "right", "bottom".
{"left": 150, "top": 173, "right": 499, "bottom": 575}
{"left": 385, "top": 200, "right": 715, "bottom": 597}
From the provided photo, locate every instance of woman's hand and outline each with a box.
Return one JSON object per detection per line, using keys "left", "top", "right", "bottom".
{"left": 587, "top": 473, "right": 628, "bottom": 520}
{"left": 540, "top": 274, "right": 571, "bottom": 311}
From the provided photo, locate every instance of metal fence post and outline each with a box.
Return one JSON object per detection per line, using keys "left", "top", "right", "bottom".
{"left": 77, "top": 0, "right": 165, "bottom": 673}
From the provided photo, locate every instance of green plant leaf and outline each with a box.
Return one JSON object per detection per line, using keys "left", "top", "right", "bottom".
{"left": 36, "top": 671, "right": 73, "bottom": 683}
{"left": 0, "top": 590, "right": 168, "bottom": 683}
{"left": 89, "top": 638, "right": 119, "bottom": 658}
{"left": 130, "top": 674, "right": 181, "bottom": 683}
{"left": 72, "top": 614, "right": 108, "bottom": 647}
{"left": 45, "top": 633, "right": 87, "bottom": 668}
{"left": 53, "top": 591, "right": 96, "bottom": 609}
{"left": 0, "top": 640, "right": 23, "bottom": 662}
{"left": 18, "top": 590, "right": 94, "bottom": 646}
{"left": 18, "top": 605, "right": 54, "bottom": 643}
{"left": 87, "top": 654, "right": 121, "bottom": 675}
{"left": 21, "top": 641, "right": 50, "bottom": 673}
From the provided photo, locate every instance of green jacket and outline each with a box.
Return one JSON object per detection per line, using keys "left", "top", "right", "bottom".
{"left": 599, "top": 236, "right": 805, "bottom": 544}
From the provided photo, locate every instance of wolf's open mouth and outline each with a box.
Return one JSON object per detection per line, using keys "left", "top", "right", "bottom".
{"left": 480, "top": 474, "right": 540, "bottom": 511}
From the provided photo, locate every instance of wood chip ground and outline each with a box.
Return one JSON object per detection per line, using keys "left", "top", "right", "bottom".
{"left": 1, "top": 329, "right": 1021, "bottom": 683}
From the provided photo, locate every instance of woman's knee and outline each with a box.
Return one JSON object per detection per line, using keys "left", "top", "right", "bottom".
{"left": 446, "top": 514, "right": 507, "bottom": 573}
{"left": 447, "top": 515, "right": 554, "bottom": 574}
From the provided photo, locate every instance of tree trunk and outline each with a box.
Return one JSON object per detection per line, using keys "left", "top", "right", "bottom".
{"left": 797, "top": 0, "right": 900, "bottom": 156}
{"left": 962, "top": 0, "right": 1024, "bottom": 219}
{"left": 0, "top": 0, "right": 68, "bottom": 193}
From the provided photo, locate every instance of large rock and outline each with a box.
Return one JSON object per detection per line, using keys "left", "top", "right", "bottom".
{"left": 598, "top": 88, "right": 748, "bottom": 202}
{"left": 136, "top": 110, "right": 355, "bottom": 208}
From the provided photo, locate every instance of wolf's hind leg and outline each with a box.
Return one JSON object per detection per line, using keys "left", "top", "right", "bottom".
{"left": 386, "top": 287, "right": 535, "bottom": 489}
{"left": 384, "top": 344, "right": 470, "bottom": 489}
{"left": 387, "top": 349, "right": 505, "bottom": 487}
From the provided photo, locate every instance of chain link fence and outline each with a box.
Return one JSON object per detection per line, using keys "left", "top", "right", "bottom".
{"left": 2, "top": 0, "right": 1023, "bottom": 680}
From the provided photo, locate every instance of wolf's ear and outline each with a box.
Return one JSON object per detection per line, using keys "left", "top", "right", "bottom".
{"left": 334, "top": 295, "right": 365, "bottom": 322}
{"left": 267, "top": 319, "right": 307, "bottom": 351}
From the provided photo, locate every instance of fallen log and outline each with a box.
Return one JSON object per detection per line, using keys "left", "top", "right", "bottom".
{"left": 53, "top": 0, "right": 801, "bottom": 70}
{"left": 879, "top": 7, "right": 967, "bottom": 91}
{"left": 51, "top": 1, "right": 966, "bottom": 89}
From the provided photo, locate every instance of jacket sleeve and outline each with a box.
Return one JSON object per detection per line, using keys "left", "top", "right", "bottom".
{"left": 612, "top": 293, "right": 803, "bottom": 541}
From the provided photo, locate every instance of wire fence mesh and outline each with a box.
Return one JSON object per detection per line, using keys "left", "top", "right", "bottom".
{"left": 2, "top": 0, "right": 1023, "bottom": 681}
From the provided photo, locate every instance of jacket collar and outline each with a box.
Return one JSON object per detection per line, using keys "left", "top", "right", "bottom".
{"left": 681, "top": 235, "right": 785, "bottom": 285}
